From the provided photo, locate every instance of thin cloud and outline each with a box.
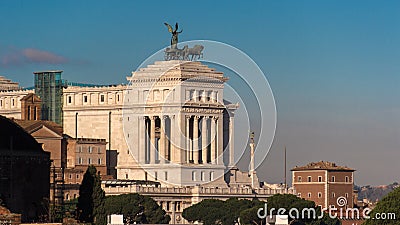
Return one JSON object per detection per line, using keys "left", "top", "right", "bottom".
{"left": 1, "top": 47, "right": 68, "bottom": 66}
{"left": 22, "top": 48, "right": 68, "bottom": 64}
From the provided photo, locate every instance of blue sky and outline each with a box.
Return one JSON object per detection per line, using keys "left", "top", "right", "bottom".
{"left": 1, "top": 1, "right": 399, "bottom": 185}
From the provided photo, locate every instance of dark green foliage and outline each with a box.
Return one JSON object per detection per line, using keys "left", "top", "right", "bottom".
{"left": 363, "top": 186, "right": 400, "bottom": 225}
{"left": 239, "top": 200, "right": 266, "bottom": 225}
{"left": 64, "top": 198, "right": 78, "bottom": 218}
{"left": 183, "top": 195, "right": 339, "bottom": 225}
{"left": 104, "top": 193, "right": 170, "bottom": 224}
{"left": 77, "top": 165, "right": 106, "bottom": 225}
{"left": 223, "top": 198, "right": 254, "bottom": 225}
{"left": 182, "top": 199, "right": 226, "bottom": 225}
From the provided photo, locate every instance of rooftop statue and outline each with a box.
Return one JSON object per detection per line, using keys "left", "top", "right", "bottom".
{"left": 164, "top": 22, "right": 182, "bottom": 49}
{"left": 163, "top": 22, "right": 204, "bottom": 61}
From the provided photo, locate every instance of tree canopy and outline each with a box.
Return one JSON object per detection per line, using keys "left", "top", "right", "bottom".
{"left": 183, "top": 195, "right": 340, "bottom": 225}
{"left": 104, "top": 193, "right": 170, "bottom": 224}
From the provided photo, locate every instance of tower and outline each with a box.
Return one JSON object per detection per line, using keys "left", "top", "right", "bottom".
{"left": 122, "top": 60, "right": 237, "bottom": 186}
{"left": 34, "top": 70, "right": 64, "bottom": 124}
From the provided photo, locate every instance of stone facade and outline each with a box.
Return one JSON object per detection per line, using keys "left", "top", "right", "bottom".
{"left": 0, "top": 116, "right": 50, "bottom": 222}
{"left": 0, "top": 76, "right": 19, "bottom": 91}
{"left": 0, "top": 90, "right": 33, "bottom": 119}
{"left": 20, "top": 93, "right": 41, "bottom": 121}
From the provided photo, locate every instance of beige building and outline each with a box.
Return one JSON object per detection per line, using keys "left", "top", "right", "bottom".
{"left": 0, "top": 76, "right": 19, "bottom": 91}
{"left": 0, "top": 89, "right": 34, "bottom": 119}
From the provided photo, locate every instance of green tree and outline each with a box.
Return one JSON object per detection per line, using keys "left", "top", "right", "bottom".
{"left": 77, "top": 165, "right": 106, "bottom": 225}
{"left": 183, "top": 198, "right": 258, "bottom": 225}
{"left": 104, "top": 193, "right": 170, "bottom": 224}
{"left": 363, "top": 186, "right": 400, "bottom": 225}
{"left": 265, "top": 194, "right": 339, "bottom": 225}
{"left": 239, "top": 200, "right": 266, "bottom": 225}
{"left": 223, "top": 198, "right": 255, "bottom": 225}
{"left": 182, "top": 199, "right": 226, "bottom": 225}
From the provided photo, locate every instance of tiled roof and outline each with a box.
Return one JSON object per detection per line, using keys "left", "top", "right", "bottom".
{"left": 13, "top": 119, "right": 63, "bottom": 136}
{"left": 291, "top": 161, "right": 355, "bottom": 171}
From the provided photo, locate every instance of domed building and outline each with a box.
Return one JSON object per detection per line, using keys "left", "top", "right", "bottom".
{"left": 0, "top": 115, "right": 50, "bottom": 222}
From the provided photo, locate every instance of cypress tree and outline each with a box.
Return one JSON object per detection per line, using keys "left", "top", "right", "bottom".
{"left": 77, "top": 165, "right": 106, "bottom": 225}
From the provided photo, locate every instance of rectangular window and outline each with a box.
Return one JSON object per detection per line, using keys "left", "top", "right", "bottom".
{"left": 210, "top": 171, "right": 214, "bottom": 181}
{"left": 201, "top": 171, "right": 205, "bottom": 181}
{"left": 192, "top": 171, "right": 196, "bottom": 181}
{"left": 165, "top": 171, "right": 168, "bottom": 181}
{"left": 68, "top": 96, "right": 72, "bottom": 103}
{"left": 345, "top": 176, "right": 349, "bottom": 183}
{"left": 332, "top": 192, "right": 335, "bottom": 198}
{"left": 198, "top": 90, "right": 204, "bottom": 101}
{"left": 78, "top": 157, "right": 83, "bottom": 164}
{"left": 0, "top": 100, "right": 2, "bottom": 107}
{"left": 189, "top": 90, "right": 195, "bottom": 100}
{"left": 308, "top": 176, "right": 312, "bottom": 182}
{"left": 331, "top": 176, "right": 335, "bottom": 182}
{"left": 84, "top": 95, "right": 88, "bottom": 103}
{"left": 298, "top": 176, "right": 302, "bottom": 182}
{"left": 27, "top": 106, "right": 31, "bottom": 120}
{"left": 98, "top": 158, "right": 102, "bottom": 164}
{"left": 318, "top": 192, "right": 322, "bottom": 198}
{"left": 76, "top": 174, "right": 79, "bottom": 179}
{"left": 345, "top": 193, "right": 349, "bottom": 198}
{"left": 12, "top": 99, "right": 14, "bottom": 106}
{"left": 98, "top": 147, "right": 101, "bottom": 153}
{"left": 88, "top": 146, "right": 92, "bottom": 153}
{"left": 33, "top": 107, "right": 37, "bottom": 120}
{"left": 155, "top": 172, "right": 158, "bottom": 181}
{"left": 318, "top": 176, "right": 322, "bottom": 182}
{"left": 69, "top": 174, "right": 72, "bottom": 179}
{"left": 88, "top": 158, "right": 92, "bottom": 164}
{"left": 308, "top": 192, "right": 311, "bottom": 198}
{"left": 100, "top": 95, "right": 105, "bottom": 102}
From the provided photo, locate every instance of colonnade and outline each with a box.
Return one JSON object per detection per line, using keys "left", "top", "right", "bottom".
{"left": 140, "top": 114, "right": 232, "bottom": 165}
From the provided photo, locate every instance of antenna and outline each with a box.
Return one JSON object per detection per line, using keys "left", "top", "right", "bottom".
{"left": 284, "top": 146, "right": 287, "bottom": 190}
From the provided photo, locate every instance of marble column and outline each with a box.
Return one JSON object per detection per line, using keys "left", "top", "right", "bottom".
{"left": 169, "top": 115, "right": 174, "bottom": 162}
{"left": 186, "top": 115, "right": 191, "bottom": 163}
{"left": 193, "top": 116, "right": 200, "bottom": 164}
{"left": 150, "top": 116, "right": 156, "bottom": 164}
{"left": 201, "top": 116, "right": 208, "bottom": 163}
{"left": 217, "top": 116, "right": 223, "bottom": 165}
{"left": 229, "top": 116, "right": 235, "bottom": 167}
{"left": 210, "top": 116, "right": 216, "bottom": 164}
{"left": 160, "top": 115, "right": 167, "bottom": 163}
{"left": 139, "top": 116, "right": 146, "bottom": 163}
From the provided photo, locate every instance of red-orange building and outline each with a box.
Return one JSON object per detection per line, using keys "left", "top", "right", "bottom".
{"left": 64, "top": 137, "right": 107, "bottom": 200}
{"left": 292, "top": 161, "right": 355, "bottom": 210}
